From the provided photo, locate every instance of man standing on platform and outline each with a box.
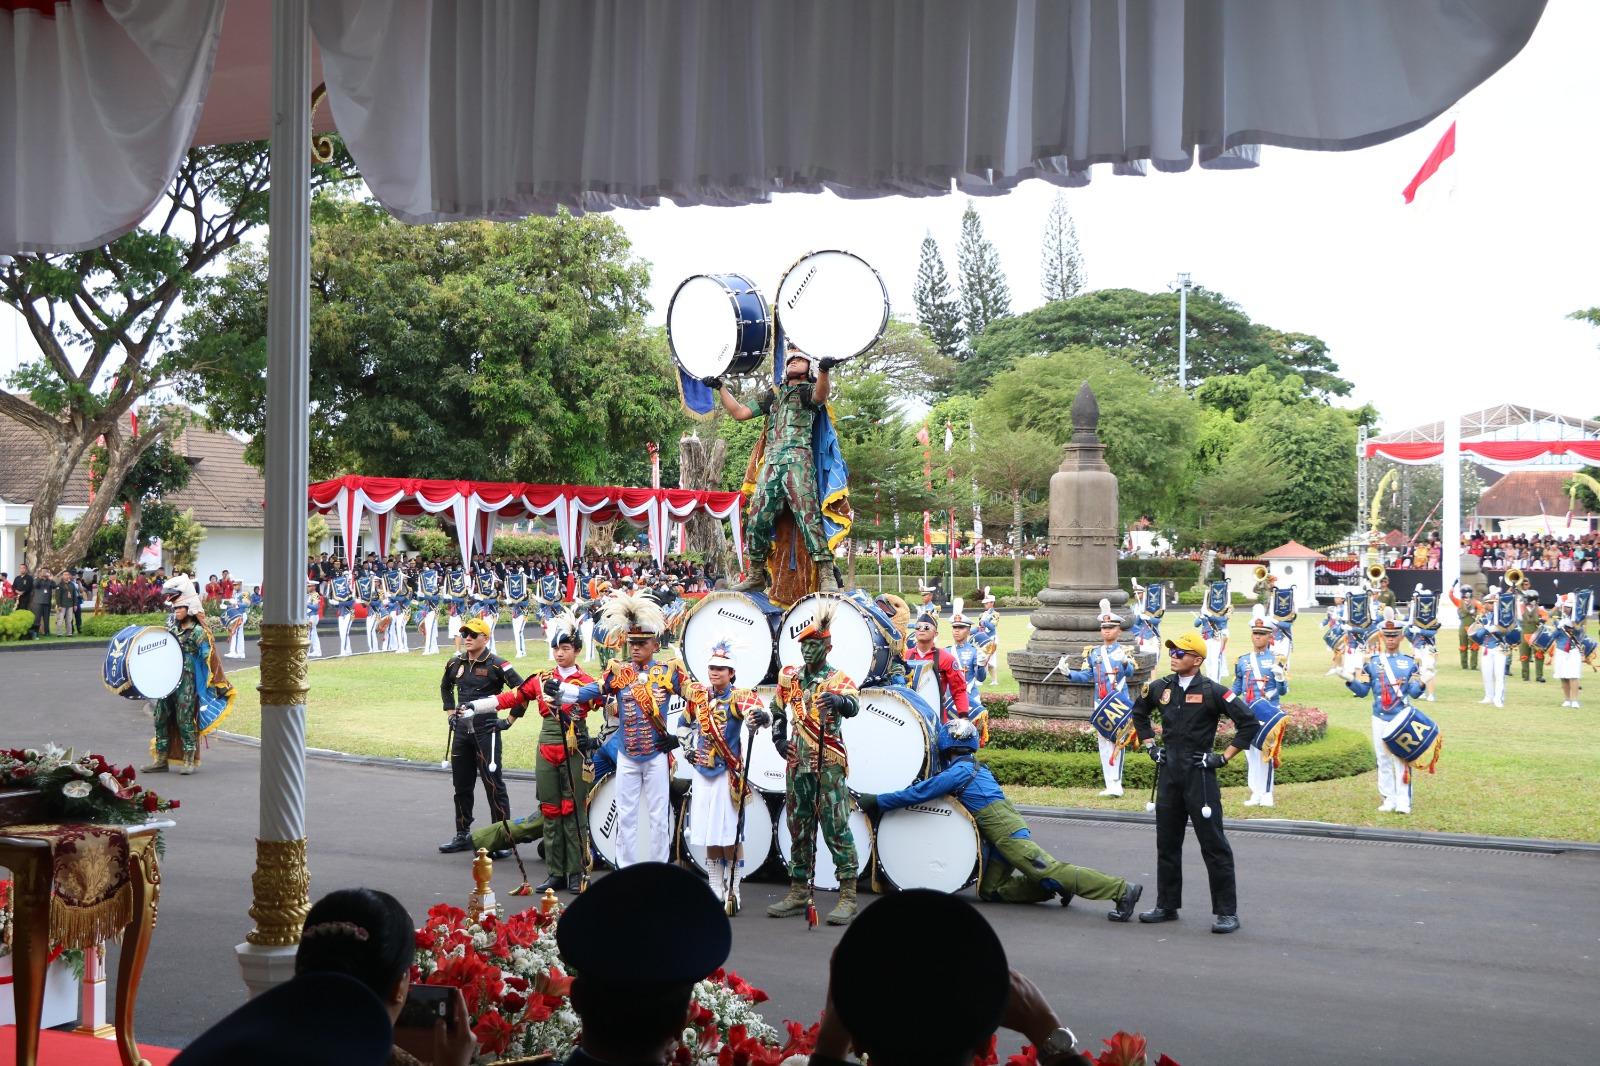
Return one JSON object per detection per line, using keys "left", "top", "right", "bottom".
{"left": 555, "top": 593, "right": 697, "bottom": 866}
{"left": 709, "top": 341, "right": 842, "bottom": 594}
{"left": 768, "top": 605, "right": 861, "bottom": 925}
{"left": 1065, "top": 600, "right": 1135, "bottom": 798}
{"left": 437, "top": 617, "right": 523, "bottom": 854}
{"left": 1130, "top": 631, "right": 1258, "bottom": 934}
{"left": 905, "top": 616, "right": 971, "bottom": 725}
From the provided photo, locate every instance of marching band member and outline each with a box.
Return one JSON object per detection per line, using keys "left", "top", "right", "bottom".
{"left": 1321, "top": 596, "right": 1347, "bottom": 676}
{"left": 504, "top": 563, "right": 530, "bottom": 659}
{"left": 306, "top": 579, "right": 323, "bottom": 659}
{"left": 767, "top": 605, "right": 861, "bottom": 925}
{"left": 858, "top": 717, "right": 1143, "bottom": 918}
{"left": 146, "top": 577, "right": 234, "bottom": 776}
{"left": 1448, "top": 581, "right": 1479, "bottom": 672}
{"left": 437, "top": 617, "right": 523, "bottom": 854}
{"left": 553, "top": 593, "right": 696, "bottom": 866}
{"left": 416, "top": 559, "right": 441, "bottom": 656}
{"left": 1404, "top": 588, "right": 1442, "bottom": 702}
{"left": 915, "top": 581, "right": 940, "bottom": 625}
{"left": 905, "top": 615, "right": 971, "bottom": 726}
{"left": 1065, "top": 599, "right": 1136, "bottom": 798}
{"left": 1474, "top": 586, "right": 1515, "bottom": 707}
{"left": 384, "top": 562, "right": 410, "bottom": 653}
{"left": 947, "top": 600, "right": 988, "bottom": 741}
{"left": 537, "top": 568, "right": 564, "bottom": 625}
{"left": 1269, "top": 578, "right": 1297, "bottom": 673}
{"left": 446, "top": 561, "right": 470, "bottom": 650}
{"left": 1553, "top": 591, "right": 1597, "bottom": 708}
{"left": 357, "top": 564, "right": 384, "bottom": 654}
{"left": 1233, "top": 607, "right": 1288, "bottom": 808}
{"left": 1344, "top": 588, "right": 1377, "bottom": 667}
{"left": 1516, "top": 580, "right": 1548, "bottom": 685}
{"left": 473, "top": 563, "right": 500, "bottom": 654}
{"left": 976, "top": 588, "right": 1001, "bottom": 684}
{"left": 222, "top": 594, "right": 249, "bottom": 659}
{"left": 1198, "top": 580, "right": 1231, "bottom": 683}
{"left": 1129, "top": 577, "right": 1166, "bottom": 658}
{"left": 1344, "top": 610, "right": 1431, "bottom": 814}
{"left": 329, "top": 566, "right": 357, "bottom": 657}
{"left": 686, "top": 639, "right": 771, "bottom": 912}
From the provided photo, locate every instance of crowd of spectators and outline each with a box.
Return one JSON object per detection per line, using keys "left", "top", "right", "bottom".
{"left": 306, "top": 549, "right": 718, "bottom": 601}
{"left": 0, "top": 563, "right": 98, "bottom": 637}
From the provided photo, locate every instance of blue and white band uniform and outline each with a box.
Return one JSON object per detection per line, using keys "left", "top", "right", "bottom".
{"left": 1066, "top": 643, "right": 1135, "bottom": 797}
{"left": 1346, "top": 651, "right": 1426, "bottom": 814}
{"left": 1472, "top": 592, "right": 1516, "bottom": 707}
{"left": 330, "top": 575, "right": 356, "bottom": 656}
{"left": 445, "top": 569, "right": 470, "bottom": 639}
{"left": 1232, "top": 650, "right": 1287, "bottom": 807}
{"left": 222, "top": 599, "right": 249, "bottom": 659}
{"left": 538, "top": 574, "right": 563, "bottom": 622}
{"left": 385, "top": 570, "right": 410, "bottom": 652}
{"left": 947, "top": 639, "right": 987, "bottom": 728}
{"left": 356, "top": 572, "right": 383, "bottom": 653}
{"left": 416, "top": 567, "right": 441, "bottom": 655}
{"left": 1199, "top": 581, "right": 1231, "bottom": 682}
{"left": 305, "top": 591, "right": 323, "bottom": 658}
{"left": 505, "top": 571, "right": 529, "bottom": 658}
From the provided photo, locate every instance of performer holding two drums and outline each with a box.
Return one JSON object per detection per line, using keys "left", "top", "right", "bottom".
{"left": 1344, "top": 609, "right": 1436, "bottom": 815}
{"left": 860, "top": 717, "right": 1143, "bottom": 918}
{"left": 685, "top": 640, "right": 771, "bottom": 913}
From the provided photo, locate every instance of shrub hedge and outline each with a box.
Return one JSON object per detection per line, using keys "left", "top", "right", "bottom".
{"left": 77, "top": 613, "right": 171, "bottom": 639}
{"left": 980, "top": 725, "right": 1373, "bottom": 790}
{"left": 986, "top": 704, "right": 1328, "bottom": 754}
{"left": 0, "top": 610, "right": 36, "bottom": 641}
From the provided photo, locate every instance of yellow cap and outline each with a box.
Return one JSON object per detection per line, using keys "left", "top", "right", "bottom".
{"left": 460, "top": 617, "right": 491, "bottom": 637}
{"left": 1164, "top": 630, "right": 1207, "bottom": 659}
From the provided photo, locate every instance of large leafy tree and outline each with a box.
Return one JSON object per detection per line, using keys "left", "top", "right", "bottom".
{"left": 853, "top": 319, "right": 955, "bottom": 403}
{"left": 912, "top": 234, "right": 964, "bottom": 361}
{"left": 959, "top": 286, "right": 1351, "bottom": 397}
{"left": 0, "top": 144, "right": 351, "bottom": 570}
{"left": 972, "top": 347, "right": 1196, "bottom": 529}
{"left": 91, "top": 433, "right": 193, "bottom": 563}
{"left": 954, "top": 421, "right": 1058, "bottom": 590}
{"left": 828, "top": 374, "right": 935, "bottom": 580}
{"left": 180, "top": 198, "right": 688, "bottom": 485}
{"left": 1039, "top": 191, "right": 1086, "bottom": 302}
{"left": 955, "top": 201, "right": 1011, "bottom": 356}
{"left": 1181, "top": 438, "right": 1294, "bottom": 554}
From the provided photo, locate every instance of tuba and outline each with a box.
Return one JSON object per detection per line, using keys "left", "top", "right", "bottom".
{"left": 1506, "top": 567, "right": 1526, "bottom": 590}
{"left": 1253, "top": 564, "right": 1269, "bottom": 581}
{"left": 1366, "top": 563, "right": 1385, "bottom": 585}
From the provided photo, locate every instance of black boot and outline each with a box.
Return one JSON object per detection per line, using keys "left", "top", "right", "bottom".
{"left": 437, "top": 831, "right": 472, "bottom": 854}
{"left": 1138, "top": 906, "right": 1179, "bottom": 923}
{"left": 1108, "top": 883, "right": 1143, "bottom": 923}
{"left": 533, "top": 873, "right": 562, "bottom": 892}
{"left": 1212, "top": 914, "right": 1241, "bottom": 934}
{"left": 566, "top": 873, "right": 584, "bottom": 893}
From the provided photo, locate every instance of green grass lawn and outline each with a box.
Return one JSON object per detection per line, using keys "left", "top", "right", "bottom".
{"left": 222, "top": 609, "right": 1600, "bottom": 842}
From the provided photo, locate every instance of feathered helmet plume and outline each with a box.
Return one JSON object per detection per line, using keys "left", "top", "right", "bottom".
{"left": 950, "top": 596, "right": 970, "bottom": 628}
{"left": 547, "top": 608, "right": 581, "bottom": 649}
{"left": 794, "top": 602, "right": 836, "bottom": 643}
{"left": 600, "top": 592, "right": 666, "bottom": 639}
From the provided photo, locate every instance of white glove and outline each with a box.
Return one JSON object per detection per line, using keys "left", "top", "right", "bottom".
{"left": 467, "top": 696, "right": 499, "bottom": 714}
{"left": 1339, "top": 665, "right": 1360, "bottom": 684}
{"left": 558, "top": 682, "right": 581, "bottom": 705}
{"left": 1417, "top": 668, "right": 1436, "bottom": 686}
{"left": 1054, "top": 654, "right": 1073, "bottom": 675}
{"left": 1270, "top": 666, "right": 1287, "bottom": 683}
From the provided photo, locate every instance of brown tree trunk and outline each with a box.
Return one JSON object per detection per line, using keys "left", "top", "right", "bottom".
{"left": 1012, "top": 488, "right": 1023, "bottom": 592}
{"left": 122, "top": 496, "right": 144, "bottom": 563}
{"left": 677, "top": 433, "right": 729, "bottom": 573}
{"left": 846, "top": 538, "right": 858, "bottom": 586}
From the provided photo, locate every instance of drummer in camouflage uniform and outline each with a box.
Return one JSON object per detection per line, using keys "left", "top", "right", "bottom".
{"left": 709, "top": 340, "right": 841, "bottom": 594}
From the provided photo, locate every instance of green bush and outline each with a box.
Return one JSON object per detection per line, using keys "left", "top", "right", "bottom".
{"left": 980, "top": 692, "right": 1017, "bottom": 719}
{"left": 491, "top": 534, "right": 562, "bottom": 560}
{"left": 407, "top": 529, "right": 455, "bottom": 559}
{"left": 986, "top": 704, "right": 1327, "bottom": 755}
{"left": 0, "top": 609, "right": 35, "bottom": 641}
{"left": 980, "top": 725, "right": 1373, "bottom": 790}
{"left": 1119, "top": 558, "right": 1200, "bottom": 585}
{"left": 78, "top": 612, "right": 169, "bottom": 639}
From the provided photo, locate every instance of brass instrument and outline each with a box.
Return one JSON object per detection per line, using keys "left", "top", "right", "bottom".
{"left": 1366, "top": 563, "right": 1385, "bottom": 585}
{"left": 1253, "top": 564, "right": 1269, "bottom": 581}
{"left": 1506, "top": 567, "right": 1527, "bottom": 590}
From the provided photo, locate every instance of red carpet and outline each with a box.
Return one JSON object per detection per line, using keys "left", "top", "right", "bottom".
{"left": 0, "top": 1027, "right": 178, "bottom": 1065}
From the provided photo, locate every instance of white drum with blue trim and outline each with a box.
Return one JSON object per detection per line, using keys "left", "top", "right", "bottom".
{"left": 775, "top": 250, "right": 890, "bottom": 364}
{"left": 778, "top": 592, "right": 892, "bottom": 687}
{"left": 679, "top": 790, "right": 775, "bottom": 878}
{"left": 585, "top": 772, "right": 671, "bottom": 871}
{"left": 743, "top": 686, "right": 789, "bottom": 795}
{"left": 680, "top": 590, "right": 780, "bottom": 686}
{"left": 875, "top": 798, "right": 981, "bottom": 893}
{"left": 668, "top": 272, "right": 772, "bottom": 379}
{"left": 776, "top": 801, "right": 873, "bottom": 890}
{"left": 839, "top": 688, "right": 931, "bottom": 795}
{"left": 102, "top": 625, "right": 182, "bottom": 701}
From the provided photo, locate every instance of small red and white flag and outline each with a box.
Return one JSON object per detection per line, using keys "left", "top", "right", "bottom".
{"left": 1402, "top": 121, "right": 1456, "bottom": 204}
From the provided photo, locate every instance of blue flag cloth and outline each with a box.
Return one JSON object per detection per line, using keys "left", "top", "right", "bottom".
{"left": 676, "top": 367, "right": 717, "bottom": 419}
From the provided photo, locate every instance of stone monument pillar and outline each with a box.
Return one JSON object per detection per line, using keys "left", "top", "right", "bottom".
{"left": 1007, "top": 383, "right": 1149, "bottom": 720}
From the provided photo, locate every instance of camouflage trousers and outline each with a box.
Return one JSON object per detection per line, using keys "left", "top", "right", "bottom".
{"left": 1519, "top": 635, "right": 1546, "bottom": 681}
{"left": 748, "top": 456, "right": 831, "bottom": 564}
{"left": 974, "top": 801, "right": 1125, "bottom": 904}
{"left": 536, "top": 750, "right": 589, "bottom": 878}
{"left": 786, "top": 763, "right": 856, "bottom": 884}
{"left": 152, "top": 679, "right": 199, "bottom": 757}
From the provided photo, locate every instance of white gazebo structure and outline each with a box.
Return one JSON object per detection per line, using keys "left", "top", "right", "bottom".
{"left": 0, "top": 0, "right": 1551, "bottom": 1000}
{"left": 1258, "top": 540, "right": 1325, "bottom": 610}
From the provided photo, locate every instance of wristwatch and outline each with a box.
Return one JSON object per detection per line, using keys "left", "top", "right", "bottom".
{"left": 1038, "top": 1026, "right": 1078, "bottom": 1064}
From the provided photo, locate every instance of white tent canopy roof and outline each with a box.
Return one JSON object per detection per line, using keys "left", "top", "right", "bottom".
{"left": 0, "top": 0, "right": 1548, "bottom": 252}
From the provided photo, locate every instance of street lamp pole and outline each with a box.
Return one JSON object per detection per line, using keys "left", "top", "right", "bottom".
{"left": 1174, "top": 272, "right": 1192, "bottom": 389}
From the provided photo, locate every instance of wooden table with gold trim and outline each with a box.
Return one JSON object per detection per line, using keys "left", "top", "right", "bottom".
{"left": 1, "top": 816, "right": 174, "bottom": 1066}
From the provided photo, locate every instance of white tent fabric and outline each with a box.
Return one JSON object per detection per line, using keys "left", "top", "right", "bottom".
{"left": 310, "top": 0, "right": 1547, "bottom": 223}
{"left": 0, "top": 0, "right": 225, "bottom": 253}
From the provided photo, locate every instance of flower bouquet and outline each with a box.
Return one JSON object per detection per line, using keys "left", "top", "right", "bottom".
{"left": 0, "top": 746, "right": 179, "bottom": 827}
{"left": 1006, "top": 1032, "right": 1180, "bottom": 1066}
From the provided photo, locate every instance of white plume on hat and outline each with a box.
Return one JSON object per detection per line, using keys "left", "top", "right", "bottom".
{"left": 950, "top": 596, "right": 969, "bottom": 626}
{"left": 600, "top": 592, "right": 666, "bottom": 638}
{"left": 981, "top": 585, "right": 995, "bottom": 604}
{"left": 1378, "top": 606, "right": 1404, "bottom": 632}
{"left": 1250, "top": 603, "right": 1274, "bottom": 631}
{"left": 1095, "top": 598, "right": 1120, "bottom": 625}
{"left": 917, "top": 581, "right": 936, "bottom": 595}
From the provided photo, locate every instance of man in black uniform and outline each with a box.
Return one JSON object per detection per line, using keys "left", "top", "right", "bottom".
{"left": 438, "top": 617, "right": 524, "bottom": 854}
{"left": 1130, "top": 630, "right": 1259, "bottom": 934}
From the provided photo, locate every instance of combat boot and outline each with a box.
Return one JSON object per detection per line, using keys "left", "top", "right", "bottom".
{"left": 826, "top": 882, "right": 858, "bottom": 926}
{"left": 732, "top": 567, "right": 770, "bottom": 594}
{"left": 141, "top": 757, "right": 169, "bottom": 773}
{"left": 176, "top": 753, "right": 198, "bottom": 775}
{"left": 767, "top": 881, "right": 810, "bottom": 918}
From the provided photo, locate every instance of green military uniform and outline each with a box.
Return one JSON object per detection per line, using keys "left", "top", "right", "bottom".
{"left": 471, "top": 814, "right": 544, "bottom": 853}
{"left": 1518, "top": 589, "right": 1545, "bottom": 682}
{"left": 1460, "top": 600, "right": 1481, "bottom": 670}
{"left": 152, "top": 622, "right": 203, "bottom": 761}
{"left": 748, "top": 383, "right": 831, "bottom": 568}
{"left": 973, "top": 801, "right": 1126, "bottom": 904}
{"left": 781, "top": 664, "right": 858, "bottom": 885}
{"left": 534, "top": 682, "right": 592, "bottom": 882}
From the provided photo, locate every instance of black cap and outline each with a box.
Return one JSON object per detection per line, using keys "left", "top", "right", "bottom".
{"left": 557, "top": 863, "right": 730, "bottom": 983}
{"left": 173, "top": 971, "right": 391, "bottom": 1066}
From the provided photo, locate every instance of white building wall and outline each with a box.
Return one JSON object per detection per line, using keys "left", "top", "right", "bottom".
{"left": 192, "top": 528, "right": 265, "bottom": 589}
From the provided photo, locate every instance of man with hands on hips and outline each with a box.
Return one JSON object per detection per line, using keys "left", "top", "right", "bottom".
{"left": 1129, "top": 630, "right": 1258, "bottom": 935}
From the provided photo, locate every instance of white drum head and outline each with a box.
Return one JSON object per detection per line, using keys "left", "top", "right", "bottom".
{"left": 743, "top": 688, "right": 789, "bottom": 794}
{"left": 127, "top": 627, "right": 182, "bottom": 699}
{"left": 777, "top": 802, "right": 873, "bottom": 891}
{"left": 586, "top": 773, "right": 671, "bottom": 870}
{"left": 776, "top": 250, "right": 889, "bottom": 362}
{"left": 910, "top": 659, "right": 941, "bottom": 713}
{"left": 841, "top": 689, "right": 930, "bottom": 795}
{"left": 876, "top": 799, "right": 980, "bottom": 894}
{"left": 682, "top": 793, "right": 774, "bottom": 876}
{"left": 668, "top": 275, "right": 741, "bottom": 379}
{"left": 682, "top": 592, "right": 775, "bottom": 685}
{"left": 665, "top": 695, "right": 696, "bottom": 782}
{"left": 778, "top": 593, "right": 878, "bottom": 687}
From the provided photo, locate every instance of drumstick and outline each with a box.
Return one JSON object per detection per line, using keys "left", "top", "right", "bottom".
{"left": 556, "top": 679, "right": 594, "bottom": 894}
{"left": 467, "top": 716, "right": 534, "bottom": 896}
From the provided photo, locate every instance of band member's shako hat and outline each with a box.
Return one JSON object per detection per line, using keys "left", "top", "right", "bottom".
{"left": 1096, "top": 598, "right": 1123, "bottom": 629}
{"left": 1376, "top": 606, "right": 1405, "bottom": 635}
{"left": 707, "top": 639, "right": 736, "bottom": 671}
{"left": 601, "top": 591, "right": 666, "bottom": 641}
{"left": 1250, "top": 604, "right": 1275, "bottom": 634}
{"left": 950, "top": 597, "right": 972, "bottom": 629}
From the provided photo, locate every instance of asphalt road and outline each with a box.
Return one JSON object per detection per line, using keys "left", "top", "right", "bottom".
{"left": 3, "top": 641, "right": 1598, "bottom": 1065}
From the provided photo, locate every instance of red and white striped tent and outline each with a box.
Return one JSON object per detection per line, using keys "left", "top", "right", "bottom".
{"left": 308, "top": 476, "right": 744, "bottom": 570}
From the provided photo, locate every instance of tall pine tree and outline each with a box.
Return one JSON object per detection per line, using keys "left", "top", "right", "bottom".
{"left": 913, "top": 232, "right": 965, "bottom": 360}
{"left": 1040, "top": 191, "right": 1086, "bottom": 302}
{"left": 956, "top": 200, "right": 1011, "bottom": 355}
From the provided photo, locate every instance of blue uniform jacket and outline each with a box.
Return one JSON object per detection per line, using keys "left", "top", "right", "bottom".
{"left": 1231, "top": 651, "right": 1287, "bottom": 706}
{"left": 1347, "top": 653, "right": 1425, "bottom": 721}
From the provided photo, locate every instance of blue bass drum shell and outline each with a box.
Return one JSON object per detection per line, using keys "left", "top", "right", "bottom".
{"left": 667, "top": 272, "right": 772, "bottom": 379}
{"left": 1530, "top": 627, "right": 1557, "bottom": 652}
{"left": 1088, "top": 691, "right": 1134, "bottom": 744}
{"left": 1246, "top": 699, "right": 1287, "bottom": 751}
{"left": 1381, "top": 704, "right": 1442, "bottom": 765}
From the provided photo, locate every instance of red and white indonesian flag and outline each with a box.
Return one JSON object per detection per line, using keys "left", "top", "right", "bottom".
{"left": 1402, "top": 121, "right": 1456, "bottom": 205}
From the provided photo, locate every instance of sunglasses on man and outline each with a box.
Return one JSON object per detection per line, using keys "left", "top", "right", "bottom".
{"left": 1168, "top": 648, "right": 1194, "bottom": 659}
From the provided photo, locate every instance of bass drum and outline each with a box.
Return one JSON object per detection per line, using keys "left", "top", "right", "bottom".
{"left": 776, "top": 800, "right": 874, "bottom": 891}
{"left": 743, "top": 686, "right": 789, "bottom": 795}
{"left": 875, "top": 798, "right": 981, "bottom": 894}
{"left": 668, "top": 272, "right": 772, "bottom": 380}
{"left": 778, "top": 592, "right": 892, "bottom": 687}
{"left": 680, "top": 590, "right": 781, "bottom": 685}
{"left": 775, "top": 250, "right": 889, "bottom": 363}
{"left": 840, "top": 688, "right": 931, "bottom": 795}
{"left": 585, "top": 772, "right": 673, "bottom": 871}
{"left": 678, "top": 791, "right": 776, "bottom": 879}
{"left": 103, "top": 625, "right": 182, "bottom": 701}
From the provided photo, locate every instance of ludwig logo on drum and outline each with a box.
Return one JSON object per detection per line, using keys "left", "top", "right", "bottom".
{"left": 867, "top": 703, "right": 904, "bottom": 727}
{"left": 715, "top": 607, "right": 756, "bottom": 627}
{"left": 906, "top": 802, "right": 951, "bottom": 818}
{"left": 136, "top": 639, "right": 166, "bottom": 655}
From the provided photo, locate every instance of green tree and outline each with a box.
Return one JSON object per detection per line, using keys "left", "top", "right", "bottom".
{"left": 1039, "top": 192, "right": 1085, "bottom": 302}
{"left": 0, "top": 143, "right": 353, "bottom": 571}
{"left": 164, "top": 509, "right": 207, "bottom": 577}
{"left": 828, "top": 374, "right": 935, "bottom": 581}
{"left": 955, "top": 201, "right": 1011, "bottom": 356}
{"left": 180, "top": 198, "right": 688, "bottom": 485}
{"left": 1569, "top": 306, "right": 1600, "bottom": 341}
{"left": 972, "top": 348, "right": 1196, "bottom": 528}
{"left": 954, "top": 422, "right": 1058, "bottom": 590}
{"left": 960, "top": 287, "right": 1351, "bottom": 397}
{"left": 913, "top": 233, "right": 964, "bottom": 361}
{"left": 90, "top": 432, "right": 193, "bottom": 564}
{"left": 854, "top": 318, "right": 955, "bottom": 402}
{"left": 1181, "top": 438, "right": 1294, "bottom": 553}
{"left": 1238, "top": 401, "right": 1361, "bottom": 551}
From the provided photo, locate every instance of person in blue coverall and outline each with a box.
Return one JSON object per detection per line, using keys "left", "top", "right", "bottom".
{"left": 858, "top": 717, "right": 1142, "bottom": 919}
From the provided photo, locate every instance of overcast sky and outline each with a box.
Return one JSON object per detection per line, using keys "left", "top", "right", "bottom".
{"left": 4, "top": 2, "right": 1595, "bottom": 438}
{"left": 614, "top": 0, "right": 1600, "bottom": 434}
